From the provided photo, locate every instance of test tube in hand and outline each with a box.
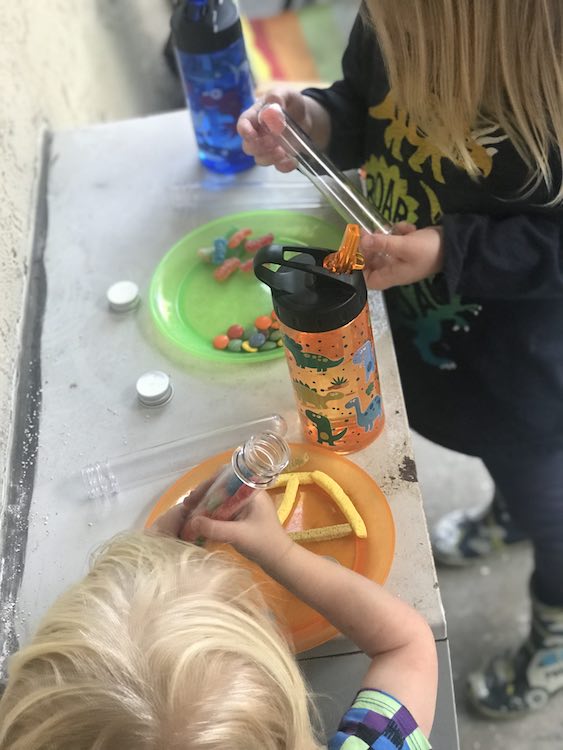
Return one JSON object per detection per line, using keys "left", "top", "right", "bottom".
{"left": 258, "top": 102, "right": 392, "bottom": 236}
{"left": 180, "top": 431, "right": 290, "bottom": 542}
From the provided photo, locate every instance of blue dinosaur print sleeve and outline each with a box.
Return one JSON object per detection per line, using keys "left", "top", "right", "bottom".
{"left": 303, "top": 5, "right": 563, "bottom": 456}
{"left": 328, "top": 690, "right": 432, "bottom": 750}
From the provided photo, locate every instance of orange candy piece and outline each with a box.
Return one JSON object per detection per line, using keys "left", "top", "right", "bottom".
{"left": 255, "top": 315, "right": 272, "bottom": 331}
{"left": 213, "top": 334, "right": 229, "bottom": 350}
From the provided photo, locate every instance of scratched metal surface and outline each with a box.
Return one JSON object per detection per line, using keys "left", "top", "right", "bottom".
{"left": 1, "top": 112, "right": 445, "bottom": 682}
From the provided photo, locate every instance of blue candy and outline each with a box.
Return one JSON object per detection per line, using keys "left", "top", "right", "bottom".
{"left": 212, "top": 237, "right": 228, "bottom": 265}
{"left": 249, "top": 332, "right": 267, "bottom": 348}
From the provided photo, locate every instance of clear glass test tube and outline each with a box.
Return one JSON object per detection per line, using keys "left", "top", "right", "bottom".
{"left": 258, "top": 102, "right": 392, "bottom": 235}
{"left": 81, "top": 413, "right": 287, "bottom": 501}
{"left": 181, "top": 431, "right": 291, "bottom": 542}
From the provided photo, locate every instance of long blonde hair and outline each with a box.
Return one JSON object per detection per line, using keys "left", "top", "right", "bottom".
{"left": 0, "top": 533, "right": 320, "bottom": 750}
{"left": 365, "top": 0, "right": 563, "bottom": 203}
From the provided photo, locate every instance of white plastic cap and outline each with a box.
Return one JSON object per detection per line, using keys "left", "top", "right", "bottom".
{"left": 136, "top": 370, "right": 173, "bottom": 407}
{"left": 107, "top": 280, "right": 140, "bottom": 312}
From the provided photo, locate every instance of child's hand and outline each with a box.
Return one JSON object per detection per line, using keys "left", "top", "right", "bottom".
{"left": 237, "top": 89, "right": 309, "bottom": 172}
{"left": 150, "top": 502, "right": 188, "bottom": 537}
{"left": 188, "top": 490, "right": 294, "bottom": 570}
{"left": 150, "top": 476, "right": 216, "bottom": 538}
{"left": 237, "top": 89, "right": 331, "bottom": 172}
{"left": 361, "top": 223, "right": 444, "bottom": 290}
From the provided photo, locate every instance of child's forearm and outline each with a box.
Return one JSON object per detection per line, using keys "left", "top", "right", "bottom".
{"left": 262, "top": 541, "right": 430, "bottom": 659}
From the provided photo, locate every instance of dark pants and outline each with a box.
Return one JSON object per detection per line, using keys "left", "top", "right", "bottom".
{"left": 482, "top": 444, "right": 563, "bottom": 607}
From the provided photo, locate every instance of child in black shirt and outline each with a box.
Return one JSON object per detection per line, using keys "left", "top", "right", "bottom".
{"left": 238, "top": 0, "right": 563, "bottom": 717}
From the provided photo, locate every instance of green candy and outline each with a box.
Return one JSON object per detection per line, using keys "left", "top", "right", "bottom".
{"left": 259, "top": 341, "right": 277, "bottom": 351}
{"left": 268, "top": 329, "right": 283, "bottom": 342}
{"left": 227, "top": 338, "right": 243, "bottom": 352}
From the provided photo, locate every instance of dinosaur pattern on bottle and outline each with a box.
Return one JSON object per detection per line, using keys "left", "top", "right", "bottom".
{"left": 345, "top": 395, "right": 382, "bottom": 432}
{"left": 353, "top": 340, "right": 376, "bottom": 382}
{"left": 305, "top": 410, "right": 348, "bottom": 446}
{"left": 280, "top": 304, "right": 385, "bottom": 452}
{"left": 283, "top": 335, "right": 344, "bottom": 372}
{"left": 292, "top": 380, "right": 348, "bottom": 408}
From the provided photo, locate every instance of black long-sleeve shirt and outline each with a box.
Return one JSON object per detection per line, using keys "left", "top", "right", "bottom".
{"left": 304, "top": 12, "right": 563, "bottom": 454}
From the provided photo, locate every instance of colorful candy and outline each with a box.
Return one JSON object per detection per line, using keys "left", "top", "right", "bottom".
{"left": 213, "top": 257, "right": 241, "bottom": 281}
{"left": 204, "top": 229, "right": 275, "bottom": 281}
{"left": 227, "top": 324, "right": 244, "bottom": 339}
{"left": 255, "top": 315, "right": 272, "bottom": 331}
{"left": 242, "top": 340, "right": 258, "bottom": 353}
{"left": 239, "top": 259, "right": 254, "bottom": 272}
{"left": 214, "top": 313, "right": 284, "bottom": 355}
{"left": 212, "top": 237, "right": 228, "bottom": 265}
{"left": 244, "top": 233, "right": 274, "bottom": 253}
{"left": 227, "top": 227, "right": 252, "bottom": 249}
{"left": 249, "top": 332, "right": 266, "bottom": 348}
{"left": 197, "top": 246, "right": 214, "bottom": 263}
{"left": 212, "top": 334, "right": 229, "bottom": 350}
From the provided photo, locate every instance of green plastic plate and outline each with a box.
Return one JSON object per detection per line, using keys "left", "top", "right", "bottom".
{"left": 149, "top": 210, "right": 342, "bottom": 363}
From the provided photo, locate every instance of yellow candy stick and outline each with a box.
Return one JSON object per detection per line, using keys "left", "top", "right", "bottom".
{"left": 273, "top": 471, "right": 315, "bottom": 487}
{"left": 277, "top": 475, "right": 300, "bottom": 524}
{"left": 289, "top": 523, "right": 352, "bottom": 542}
{"left": 311, "top": 470, "right": 367, "bottom": 538}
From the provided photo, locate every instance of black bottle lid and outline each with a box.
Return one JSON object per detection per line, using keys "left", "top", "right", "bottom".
{"left": 171, "top": 0, "right": 241, "bottom": 54}
{"left": 254, "top": 244, "right": 367, "bottom": 334}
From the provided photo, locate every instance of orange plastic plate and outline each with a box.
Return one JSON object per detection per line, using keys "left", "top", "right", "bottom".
{"left": 145, "top": 443, "right": 395, "bottom": 653}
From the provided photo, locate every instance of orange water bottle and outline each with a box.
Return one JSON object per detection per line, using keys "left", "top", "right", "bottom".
{"left": 254, "top": 226, "right": 384, "bottom": 453}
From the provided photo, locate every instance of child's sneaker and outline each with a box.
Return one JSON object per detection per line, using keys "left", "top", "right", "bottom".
{"left": 431, "top": 490, "right": 528, "bottom": 566}
{"left": 467, "top": 596, "right": 563, "bottom": 717}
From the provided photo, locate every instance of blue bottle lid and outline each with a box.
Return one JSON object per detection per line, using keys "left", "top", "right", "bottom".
{"left": 171, "top": 0, "right": 242, "bottom": 54}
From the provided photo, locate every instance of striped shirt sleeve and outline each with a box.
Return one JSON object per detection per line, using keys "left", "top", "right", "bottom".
{"left": 328, "top": 689, "right": 432, "bottom": 750}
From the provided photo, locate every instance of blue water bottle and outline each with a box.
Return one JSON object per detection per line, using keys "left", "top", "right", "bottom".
{"left": 171, "top": 0, "right": 255, "bottom": 174}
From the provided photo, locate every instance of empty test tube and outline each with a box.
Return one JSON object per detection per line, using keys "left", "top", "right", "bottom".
{"left": 258, "top": 102, "right": 392, "bottom": 235}
{"left": 81, "top": 413, "right": 287, "bottom": 501}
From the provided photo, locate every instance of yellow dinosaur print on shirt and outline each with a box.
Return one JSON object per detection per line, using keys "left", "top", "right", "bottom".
{"left": 364, "top": 154, "right": 420, "bottom": 224}
{"left": 363, "top": 91, "right": 496, "bottom": 370}
{"left": 369, "top": 93, "right": 494, "bottom": 183}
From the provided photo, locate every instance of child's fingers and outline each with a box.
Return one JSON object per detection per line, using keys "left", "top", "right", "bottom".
{"left": 392, "top": 221, "right": 417, "bottom": 236}
{"left": 189, "top": 515, "right": 239, "bottom": 545}
{"left": 259, "top": 103, "right": 286, "bottom": 136}
{"left": 183, "top": 475, "right": 217, "bottom": 512}
{"left": 151, "top": 502, "right": 188, "bottom": 536}
{"left": 361, "top": 234, "right": 406, "bottom": 290}
{"left": 240, "top": 133, "right": 278, "bottom": 156}
{"left": 361, "top": 231, "right": 394, "bottom": 257}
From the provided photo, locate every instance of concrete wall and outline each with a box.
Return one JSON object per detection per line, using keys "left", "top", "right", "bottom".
{"left": 0, "top": 0, "right": 182, "bottom": 503}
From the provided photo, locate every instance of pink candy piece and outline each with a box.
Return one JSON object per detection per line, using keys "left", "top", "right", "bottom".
{"left": 239, "top": 259, "right": 254, "bottom": 272}
{"left": 212, "top": 483, "right": 255, "bottom": 521}
{"left": 244, "top": 233, "right": 274, "bottom": 253}
{"left": 227, "top": 228, "right": 252, "bottom": 249}
{"left": 213, "top": 257, "right": 241, "bottom": 281}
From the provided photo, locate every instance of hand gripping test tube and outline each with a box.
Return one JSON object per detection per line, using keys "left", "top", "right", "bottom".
{"left": 258, "top": 102, "right": 392, "bottom": 235}
{"left": 81, "top": 413, "right": 287, "bottom": 501}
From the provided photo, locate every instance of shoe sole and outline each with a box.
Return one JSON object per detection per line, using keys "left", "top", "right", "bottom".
{"left": 432, "top": 538, "right": 529, "bottom": 569}
{"left": 467, "top": 690, "right": 537, "bottom": 721}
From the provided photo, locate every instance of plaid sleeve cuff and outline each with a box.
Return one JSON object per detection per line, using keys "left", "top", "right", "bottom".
{"left": 328, "top": 689, "right": 432, "bottom": 750}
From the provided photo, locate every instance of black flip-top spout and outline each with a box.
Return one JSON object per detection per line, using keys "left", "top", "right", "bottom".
{"left": 254, "top": 244, "right": 367, "bottom": 334}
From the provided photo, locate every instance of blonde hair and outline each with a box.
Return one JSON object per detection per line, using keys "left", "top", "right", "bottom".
{"left": 0, "top": 533, "right": 320, "bottom": 750}
{"left": 365, "top": 0, "right": 563, "bottom": 203}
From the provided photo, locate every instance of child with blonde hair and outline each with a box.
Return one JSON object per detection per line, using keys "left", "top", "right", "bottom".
{"left": 238, "top": 0, "right": 563, "bottom": 717}
{"left": 0, "top": 490, "right": 437, "bottom": 750}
